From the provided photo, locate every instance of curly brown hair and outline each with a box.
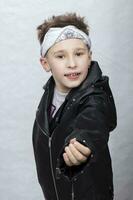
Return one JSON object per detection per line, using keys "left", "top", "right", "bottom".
{"left": 37, "top": 12, "right": 90, "bottom": 44}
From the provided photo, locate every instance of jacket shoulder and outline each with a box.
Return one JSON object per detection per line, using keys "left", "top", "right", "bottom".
{"left": 77, "top": 75, "right": 117, "bottom": 132}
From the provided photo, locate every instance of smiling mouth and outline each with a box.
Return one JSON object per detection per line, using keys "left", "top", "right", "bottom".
{"left": 64, "top": 72, "right": 81, "bottom": 77}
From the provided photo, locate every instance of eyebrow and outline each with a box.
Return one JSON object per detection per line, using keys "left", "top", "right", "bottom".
{"left": 53, "top": 48, "right": 87, "bottom": 55}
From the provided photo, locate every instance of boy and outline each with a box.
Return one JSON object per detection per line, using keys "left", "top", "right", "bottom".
{"left": 32, "top": 13, "right": 117, "bottom": 200}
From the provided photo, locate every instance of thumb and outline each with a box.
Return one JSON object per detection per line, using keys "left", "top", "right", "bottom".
{"left": 70, "top": 138, "right": 76, "bottom": 144}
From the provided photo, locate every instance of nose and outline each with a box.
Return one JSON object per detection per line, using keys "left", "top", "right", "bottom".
{"left": 67, "top": 56, "right": 77, "bottom": 69}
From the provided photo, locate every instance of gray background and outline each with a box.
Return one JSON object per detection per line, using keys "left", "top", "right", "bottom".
{"left": 0, "top": 0, "right": 133, "bottom": 199}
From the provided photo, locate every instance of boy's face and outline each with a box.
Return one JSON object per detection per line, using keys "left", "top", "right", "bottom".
{"left": 40, "top": 39, "right": 92, "bottom": 93}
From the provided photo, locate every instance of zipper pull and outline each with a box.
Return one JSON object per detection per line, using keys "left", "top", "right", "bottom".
{"left": 71, "top": 181, "right": 75, "bottom": 200}
{"left": 56, "top": 159, "right": 61, "bottom": 180}
{"left": 56, "top": 167, "right": 61, "bottom": 180}
{"left": 49, "top": 137, "right": 51, "bottom": 148}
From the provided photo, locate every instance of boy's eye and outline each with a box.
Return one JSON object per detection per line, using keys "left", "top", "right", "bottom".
{"left": 56, "top": 55, "right": 65, "bottom": 59}
{"left": 75, "top": 52, "right": 84, "bottom": 56}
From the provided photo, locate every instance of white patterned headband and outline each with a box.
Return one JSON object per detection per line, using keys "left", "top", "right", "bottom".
{"left": 40, "top": 25, "right": 91, "bottom": 57}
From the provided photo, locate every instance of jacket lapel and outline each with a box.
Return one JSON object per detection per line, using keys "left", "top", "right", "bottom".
{"left": 36, "top": 77, "right": 55, "bottom": 136}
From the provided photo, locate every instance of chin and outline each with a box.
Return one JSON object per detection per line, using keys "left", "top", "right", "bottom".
{"left": 66, "top": 82, "right": 81, "bottom": 89}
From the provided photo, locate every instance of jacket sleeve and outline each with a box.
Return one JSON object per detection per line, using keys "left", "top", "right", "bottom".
{"left": 56, "top": 77, "right": 117, "bottom": 180}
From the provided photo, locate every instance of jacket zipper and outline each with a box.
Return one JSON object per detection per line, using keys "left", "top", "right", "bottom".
{"left": 36, "top": 119, "right": 59, "bottom": 200}
{"left": 49, "top": 137, "right": 60, "bottom": 200}
{"left": 71, "top": 180, "right": 75, "bottom": 200}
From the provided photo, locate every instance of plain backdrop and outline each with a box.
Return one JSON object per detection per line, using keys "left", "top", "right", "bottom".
{"left": 0, "top": 0, "right": 133, "bottom": 199}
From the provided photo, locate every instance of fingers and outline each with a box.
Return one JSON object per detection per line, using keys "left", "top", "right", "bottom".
{"left": 71, "top": 140, "right": 91, "bottom": 157}
{"left": 63, "top": 152, "right": 73, "bottom": 166}
{"left": 69, "top": 143, "right": 87, "bottom": 163}
{"left": 63, "top": 143, "right": 89, "bottom": 166}
{"left": 70, "top": 138, "right": 76, "bottom": 143}
{"left": 64, "top": 146, "right": 81, "bottom": 166}
{"left": 63, "top": 138, "right": 91, "bottom": 167}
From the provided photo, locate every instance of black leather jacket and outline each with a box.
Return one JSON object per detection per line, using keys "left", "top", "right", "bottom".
{"left": 32, "top": 61, "right": 117, "bottom": 200}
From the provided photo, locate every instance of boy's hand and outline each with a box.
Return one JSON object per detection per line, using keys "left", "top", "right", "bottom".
{"left": 63, "top": 138, "right": 91, "bottom": 167}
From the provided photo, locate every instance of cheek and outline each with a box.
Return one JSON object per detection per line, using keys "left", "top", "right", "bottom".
{"left": 79, "top": 56, "right": 90, "bottom": 65}
{"left": 81, "top": 59, "right": 90, "bottom": 68}
{"left": 52, "top": 66, "right": 63, "bottom": 76}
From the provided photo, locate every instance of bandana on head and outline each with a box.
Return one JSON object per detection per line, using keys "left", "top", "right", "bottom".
{"left": 40, "top": 25, "right": 91, "bottom": 56}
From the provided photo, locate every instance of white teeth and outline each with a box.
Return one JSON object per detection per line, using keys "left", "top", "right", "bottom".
{"left": 65, "top": 73, "right": 80, "bottom": 76}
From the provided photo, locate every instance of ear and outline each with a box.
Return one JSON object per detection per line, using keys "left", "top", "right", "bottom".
{"left": 88, "top": 50, "right": 92, "bottom": 66}
{"left": 40, "top": 56, "right": 51, "bottom": 72}
{"left": 88, "top": 50, "right": 92, "bottom": 60}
